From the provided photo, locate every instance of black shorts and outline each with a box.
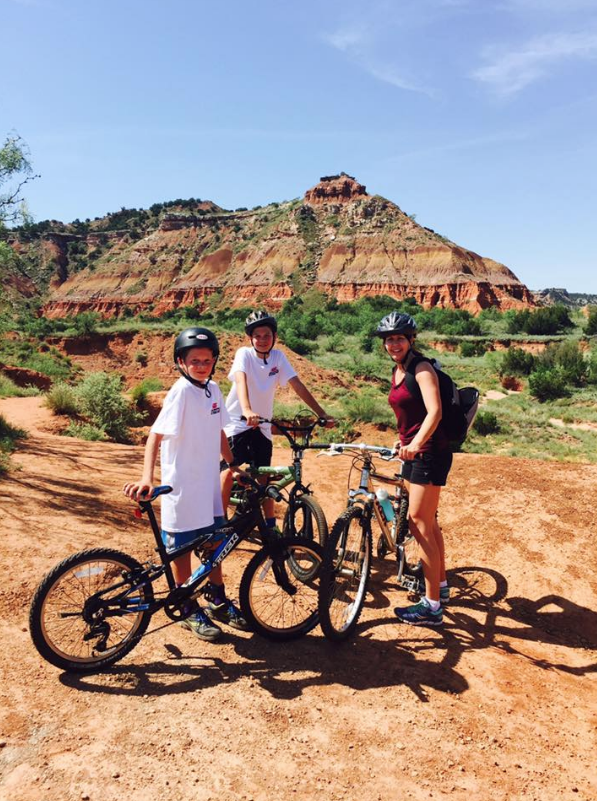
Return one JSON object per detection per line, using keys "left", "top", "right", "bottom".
{"left": 222, "top": 428, "right": 273, "bottom": 470}
{"left": 401, "top": 450, "right": 453, "bottom": 487}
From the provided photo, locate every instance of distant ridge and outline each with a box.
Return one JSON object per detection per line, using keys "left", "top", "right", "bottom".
{"left": 534, "top": 288, "right": 597, "bottom": 307}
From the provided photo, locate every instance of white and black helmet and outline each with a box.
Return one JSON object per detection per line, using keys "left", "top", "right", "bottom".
{"left": 245, "top": 310, "right": 278, "bottom": 336}
{"left": 375, "top": 312, "right": 417, "bottom": 339}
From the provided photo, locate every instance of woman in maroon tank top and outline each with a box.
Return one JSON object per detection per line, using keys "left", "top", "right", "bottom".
{"left": 375, "top": 312, "right": 453, "bottom": 627}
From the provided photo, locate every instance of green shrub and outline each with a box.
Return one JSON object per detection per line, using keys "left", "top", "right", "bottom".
{"left": 460, "top": 341, "right": 488, "bottom": 358}
{"left": 0, "top": 373, "right": 40, "bottom": 398}
{"left": 586, "top": 306, "right": 597, "bottom": 336}
{"left": 76, "top": 372, "right": 142, "bottom": 442}
{"left": 130, "top": 377, "right": 163, "bottom": 407}
{"left": 587, "top": 348, "right": 597, "bottom": 385}
{"left": 499, "top": 347, "right": 536, "bottom": 376}
{"left": 529, "top": 367, "right": 570, "bottom": 402}
{"left": 341, "top": 389, "right": 394, "bottom": 425}
{"left": 44, "top": 382, "right": 79, "bottom": 415}
{"left": 506, "top": 304, "right": 573, "bottom": 335}
{"left": 64, "top": 421, "right": 107, "bottom": 441}
{"left": 473, "top": 410, "right": 500, "bottom": 435}
{"left": 537, "top": 339, "right": 586, "bottom": 387}
{"left": 0, "top": 413, "right": 27, "bottom": 475}
{"left": 134, "top": 350, "right": 148, "bottom": 367}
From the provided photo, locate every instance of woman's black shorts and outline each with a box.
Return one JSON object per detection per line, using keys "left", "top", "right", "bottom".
{"left": 401, "top": 450, "right": 453, "bottom": 487}
{"left": 221, "top": 427, "right": 273, "bottom": 470}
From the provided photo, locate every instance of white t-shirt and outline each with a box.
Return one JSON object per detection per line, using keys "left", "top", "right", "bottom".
{"left": 224, "top": 347, "right": 297, "bottom": 441}
{"left": 151, "top": 377, "right": 230, "bottom": 533}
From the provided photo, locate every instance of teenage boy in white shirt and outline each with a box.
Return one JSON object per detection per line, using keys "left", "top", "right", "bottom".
{"left": 124, "top": 327, "right": 248, "bottom": 642}
{"left": 221, "top": 311, "right": 335, "bottom": 526}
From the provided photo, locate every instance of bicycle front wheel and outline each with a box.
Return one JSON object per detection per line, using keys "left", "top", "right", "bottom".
{"left": 29, "top": 548, "right": 154, "bottom": 673}
{"left": 239, "top": 536, "right": 323, "bottom": 641}
{"left": 283, "top": 494, "right": 328, "bottom": 547}
{"left": 318, "top": 506, "right": 372, "bottom": 642}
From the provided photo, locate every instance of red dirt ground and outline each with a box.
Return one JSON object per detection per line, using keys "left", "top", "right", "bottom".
{"left": 0, "top": 397, "right": 596, "bottom": 801}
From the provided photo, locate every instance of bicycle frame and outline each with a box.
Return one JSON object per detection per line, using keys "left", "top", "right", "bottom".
{"left": 102, "top": 483, "right": 282, "bottom": 623}
{"left": 321, "top": 443, "right": 421, "bottom": 592}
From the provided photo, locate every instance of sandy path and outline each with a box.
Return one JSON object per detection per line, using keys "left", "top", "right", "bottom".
{"left": 0, "top": 397, "right": 596, "bottom": 801}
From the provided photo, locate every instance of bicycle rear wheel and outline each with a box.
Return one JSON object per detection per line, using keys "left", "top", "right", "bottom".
{"left": 29, "top": 548, "right": 154, "bottom": 673}
{"left": 318, "top": 506, "right": 372, "bottom": 642}
{"left": 283, "top": 494, "right": 328, "bottom": 547}
{"left": 239, "top": 537, "right": 323, "bottom": 641}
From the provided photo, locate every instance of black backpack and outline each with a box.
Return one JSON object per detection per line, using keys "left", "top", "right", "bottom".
{"left": 404, "top": 355, "right": 479, "bottom": 451}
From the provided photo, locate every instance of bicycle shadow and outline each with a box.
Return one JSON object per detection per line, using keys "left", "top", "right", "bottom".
{"left": 59, "top": 622, "right": 469, "bottom": 703}
{"left": 59, "top": 565, "right": 596, "bottom": 700}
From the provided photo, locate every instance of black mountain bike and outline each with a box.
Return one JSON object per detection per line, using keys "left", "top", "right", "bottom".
{"left": 317, "top": 443, "right": 422, "bottom": 641}
{"left": 29, "top": 479, "right": 323, "bottom": 673}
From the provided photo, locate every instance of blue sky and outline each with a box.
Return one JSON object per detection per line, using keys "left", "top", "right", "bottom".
{"left": 2, "top": 0, "right": 597, "bottom": 292}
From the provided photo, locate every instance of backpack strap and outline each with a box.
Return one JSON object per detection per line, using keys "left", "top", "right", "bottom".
{"left": 403, "top": 354, "right": 433, "bottom": 398}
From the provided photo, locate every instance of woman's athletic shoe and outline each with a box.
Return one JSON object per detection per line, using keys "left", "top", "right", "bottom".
{"left": 394, "top": 598, "right": 443, "bottom": 626}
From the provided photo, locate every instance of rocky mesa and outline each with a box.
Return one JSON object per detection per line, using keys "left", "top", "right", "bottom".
{"left": 7, "top": 173, "right": 534, "bottom": 316}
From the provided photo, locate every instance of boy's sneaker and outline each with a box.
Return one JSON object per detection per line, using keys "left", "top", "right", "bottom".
{"left": 394, "top": 598, "right": 443, "bottom": 627}
{"left": 205, "top": 598, "right": 249, "bottom": 631}
{"left": 179, "top": 608, "right": 222, "bottom": 641}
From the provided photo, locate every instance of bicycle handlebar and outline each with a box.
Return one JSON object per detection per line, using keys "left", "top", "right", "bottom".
{"left": 240, "top": 415, "right": 327, "bottom": 449}
{"left": 318, "top": 443, "right": 400, "bottom": 461}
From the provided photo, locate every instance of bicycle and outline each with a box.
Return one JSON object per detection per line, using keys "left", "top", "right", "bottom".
{"left": 228, "top": 414, "right": 329, "bottom": 547}
{"left": 316, "top": 443, "right": 423, "bottom": 641}
{"left": 29, "top": 478, "right": 324, "bottom": 673}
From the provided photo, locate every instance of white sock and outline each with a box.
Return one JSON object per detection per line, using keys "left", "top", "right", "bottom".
{"left": 440, "top": 580, "right": 448, "bottom": 588}
{"left": 425, "top": 597, "right": 441, "bottom": 612}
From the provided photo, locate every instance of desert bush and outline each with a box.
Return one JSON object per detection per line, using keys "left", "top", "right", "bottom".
{"left": 134, "top": 350, "right": 148, "bottom": 367}
{"left": 505, "top": 305, "right": 573, "bottom": 335}
{"left": 536, "top": 339, "right": 586, "bottom": 387}
{"left": 528, "top": 367, "right": 570, "bottom": 402}
{"left": 499, "top": 347, "right": 536, "bottom": 376}
{"left": 44, "top": 382, "right": 79, "bottom": 415}
{"left": 587, "top": 348, "right": 597, "bottom": 385}
{"left": 64, "top": 421, "right": 107, "bottom": 441}
{"left": 76, "top": 372, "right": 142, "bottom": 442}
{"left": 460, "top": 340, "right": 488, "bottom": 358}
{"left": 341, "top": 389, "right": 394, "bottom": 425}
{"left": 473, "top": 410, "right": 500, "bottom": 435}
{"left": 0, "top": 413, "right": 27, "bottom": 475}
{"left": 586, "top": 306, "right": 597, "bottom": 336}
{"left": 130, "top": 377, "right": 163, "bottom": 407}
{"left": 0, "top": 373, "right": 39, "bottom": 398}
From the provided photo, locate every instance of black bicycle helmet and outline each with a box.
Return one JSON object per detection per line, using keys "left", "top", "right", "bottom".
{"left": 174, "top": 327, "right": 220, "bottom": 361}
{"left": 374, "top": 312, "right": 417, "bottom": 338}
{"left": 245, "top": 310, "right": 278, "bottom": 336}
{"left": 173, "top": 327, "right": 220, "bottom": 394}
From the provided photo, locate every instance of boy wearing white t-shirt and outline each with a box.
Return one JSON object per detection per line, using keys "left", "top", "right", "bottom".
{"left": 124, "top": 327, "right": 247, "bottom": 642}
{"left": 221, "top": 311, "right": 335, "bottom": 525}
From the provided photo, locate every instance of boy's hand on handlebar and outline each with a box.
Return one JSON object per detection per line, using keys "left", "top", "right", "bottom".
{"left": 243, "top": 410, "right": 260, "bottom": 427}
{"left": 230, "top": 465, "right": 251, "bottom": 484}
{"left": 123, "top": 480, "right": 154, "bottom": 502}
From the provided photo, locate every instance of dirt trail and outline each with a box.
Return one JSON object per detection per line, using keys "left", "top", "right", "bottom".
{"left": 0, "top": 397, "right": 596, "bottom": 801}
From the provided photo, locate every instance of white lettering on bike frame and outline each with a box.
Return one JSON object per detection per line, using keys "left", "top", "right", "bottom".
{"left": 213, "top": 532, "right": 240, "bottom": 567}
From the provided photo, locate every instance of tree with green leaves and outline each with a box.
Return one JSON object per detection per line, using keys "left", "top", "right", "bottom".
{"left": 0, "top": 132, "right": 38, "bottom": 227}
